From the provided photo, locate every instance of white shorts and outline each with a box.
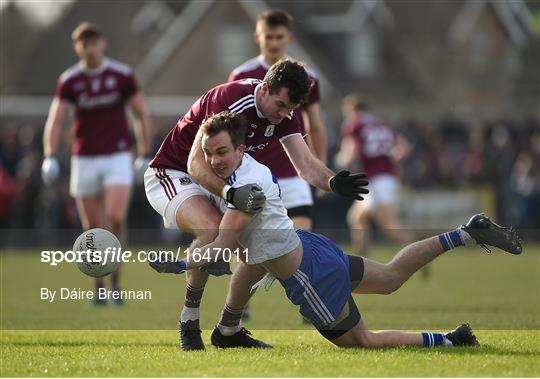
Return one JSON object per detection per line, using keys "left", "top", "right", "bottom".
{"left": 365, "top": 174, "right": 399, "bottom": 207}
{"left": 144, "top": 167, "right": 224, "bottom": 229}
{"left": 278, "top": 176, "right": 314, "bottom": 209}
{"left": 70, "top": 151, "right": 133, "bottom": 197}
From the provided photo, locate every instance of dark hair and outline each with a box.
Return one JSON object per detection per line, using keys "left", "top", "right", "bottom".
{"left": 264, "top": 59, "right": 312, "bottom": 105}
{"left": 200, "top": 111, "right": 248, "bottom": 148}
{"left": 72, "top": 22, "right": 104, "bottom": 42}
{"left": 257, "top": 9, "right": 292, "bottom": 29}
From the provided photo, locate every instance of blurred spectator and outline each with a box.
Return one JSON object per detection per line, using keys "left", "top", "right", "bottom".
{"left": 511, "top": 127, "right": 540, "bottom": 229}
{"left": 483, "top": 123, "right": 517, "bottom": 224}
{"left": 0, "top": 165, "right": 20, "bottom": 228}
{"left": 0, "top": 124, "right": 23, "bottom": 227}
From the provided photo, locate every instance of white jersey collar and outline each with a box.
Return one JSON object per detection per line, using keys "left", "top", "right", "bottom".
{"left": 253, "top": 83, "right": 265, "bottom": 119}
{"left": 257, "top": 55, "right": 271, "bottom": 70}
{"left": 78, "top": 57, "right": 109, "bottom": 76}
{"left": 258, "top": 54, "right": 290, "bottom": 70}
{"left": 229, "top": 154, "right": 249, "bottom": 181}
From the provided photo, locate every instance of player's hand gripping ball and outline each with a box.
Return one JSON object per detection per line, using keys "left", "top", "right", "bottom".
{"left": 73, "top": 228, "right": 121, "bottom": 278}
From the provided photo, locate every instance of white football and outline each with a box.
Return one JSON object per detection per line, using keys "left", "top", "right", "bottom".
{"left": 73, "top": 228, "right": 121, "bottom": 278}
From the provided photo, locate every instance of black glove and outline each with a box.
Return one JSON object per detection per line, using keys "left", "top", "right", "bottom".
{"left": 226, "top": 184, "right": 265, "bottom": 214}
{"left": 148, "top": 252, "right": 185, "bottom": 274}
{"left": 200, "top": 259, "right": 232, "bottom": 276}
{"left": 329, "top": 170, "right": 369, "bottom": 200}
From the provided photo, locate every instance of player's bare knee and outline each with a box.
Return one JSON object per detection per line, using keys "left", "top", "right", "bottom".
{"left": 381, "top": 275, "right": 404, "bottom": 295}
{"left": 190, "top": 215, "right": 220, "bottom": 243}
{"left": 378, "top": 284, "right": 399, "bottom": 295}
{"left": 377, "top": 267, "right": 404, "bottom": 295}
{"left": 192, "top": 228, "right": 219, "bottom": 245}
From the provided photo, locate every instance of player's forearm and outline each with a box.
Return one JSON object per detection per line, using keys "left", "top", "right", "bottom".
{"left": 184, "top": 228, "right": 242, "bottom": 269}
{"left": 297, "top": 156, "right": 334, "bottom": 191}
{"left": 130, "top": 94, "right": 152, "bottom": 156}
{"left": 283, "top": 134, "right": 333, "bottom": 191}
{"left": 43, "top": 122, "right": 62, "bottom": 157}
{"left": 43, "top": 116, "right": 64, "bottom": 157}
{"left": 43, "top": 98, "right": 67, "bottom": 157}
{"left": 133, "top": 117, "right": 151, "bottom": 156}
{"left": 184, "top": 240, "right": 221, "bottom": 269}
{"left": 308, "top": 120, "right": 327, "bottom": 164}
{"left": 303, "top": 104, "right": 328, "bottom": 164}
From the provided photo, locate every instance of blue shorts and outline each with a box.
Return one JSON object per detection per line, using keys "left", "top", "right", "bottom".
{"left": 279, "top": 230, "right": 351, "bottom": 329}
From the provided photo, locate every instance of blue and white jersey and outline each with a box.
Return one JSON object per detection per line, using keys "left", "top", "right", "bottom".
{"left": 226, "top": 154, "right": 301, "bottom": 264}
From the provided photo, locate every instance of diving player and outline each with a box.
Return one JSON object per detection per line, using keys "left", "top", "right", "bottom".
{"left": 150, "top": 111, "right": 522, "bottom": 349}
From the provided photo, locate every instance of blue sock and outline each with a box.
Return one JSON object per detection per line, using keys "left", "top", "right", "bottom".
{"left": 438, "top": 229, "right": 465, "bottom": 251}
{"left": 422, "top": 332, "right": 450, "bottom": 347}
{"left": 178, "top": 260, "right": 187, "bottom": 272}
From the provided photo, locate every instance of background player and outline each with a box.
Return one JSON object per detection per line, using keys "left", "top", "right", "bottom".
{"left": 41, "top": 22, "right": 152, "bottom": 304}
{"left": 228, "top": 9, "right": 328, "bottom": 321}
{"left": 228, "top": 9, "right": 327, "bottom": 231}
{"left": 336, "top": 93, "right": 413, "bottom": 258}
{"left": 145, "top": 59, "right": 367, "bottom": 350}
{"left": 150, "top": 111, "right": 522, "bottom": 349}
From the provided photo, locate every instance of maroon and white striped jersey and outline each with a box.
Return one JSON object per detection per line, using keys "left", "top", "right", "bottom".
{"left": 150, "top": 79, "right": 303, "bottom": 177}
{"left": 54, "top": 57, "right": 139, "bottom": 156}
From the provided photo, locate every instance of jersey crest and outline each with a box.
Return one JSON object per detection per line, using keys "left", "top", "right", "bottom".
{"left": 264, "top": 124, "right": 275, "bottom": 137}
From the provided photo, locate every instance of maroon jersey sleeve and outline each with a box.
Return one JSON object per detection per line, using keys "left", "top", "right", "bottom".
{"left": 54, "top": 77, "right": 76, "bottom": 103}
{"left": 276, "top": 111, "right": 304, "bottom": 140}
{"left": 120, "top": 72, "right": 139, "bottom": 100}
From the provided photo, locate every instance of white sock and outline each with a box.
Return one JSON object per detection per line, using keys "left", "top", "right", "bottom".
{"left": 180, "top": 306, "right": 199, "bottom": 322}
{"left": 217, "top": 323, "right": 241, "bottom": 336}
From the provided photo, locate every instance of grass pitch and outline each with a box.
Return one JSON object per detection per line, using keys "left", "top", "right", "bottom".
{"left": 1, "top": 244, "right": 539, "bottom": 377}
{"left": 2, "top": 330, "right": 539, "bottom": 377}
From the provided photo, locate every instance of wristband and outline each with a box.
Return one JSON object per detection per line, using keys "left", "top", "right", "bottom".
{"left": 222, "top": 184, "right": 232, "bottom": 200}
